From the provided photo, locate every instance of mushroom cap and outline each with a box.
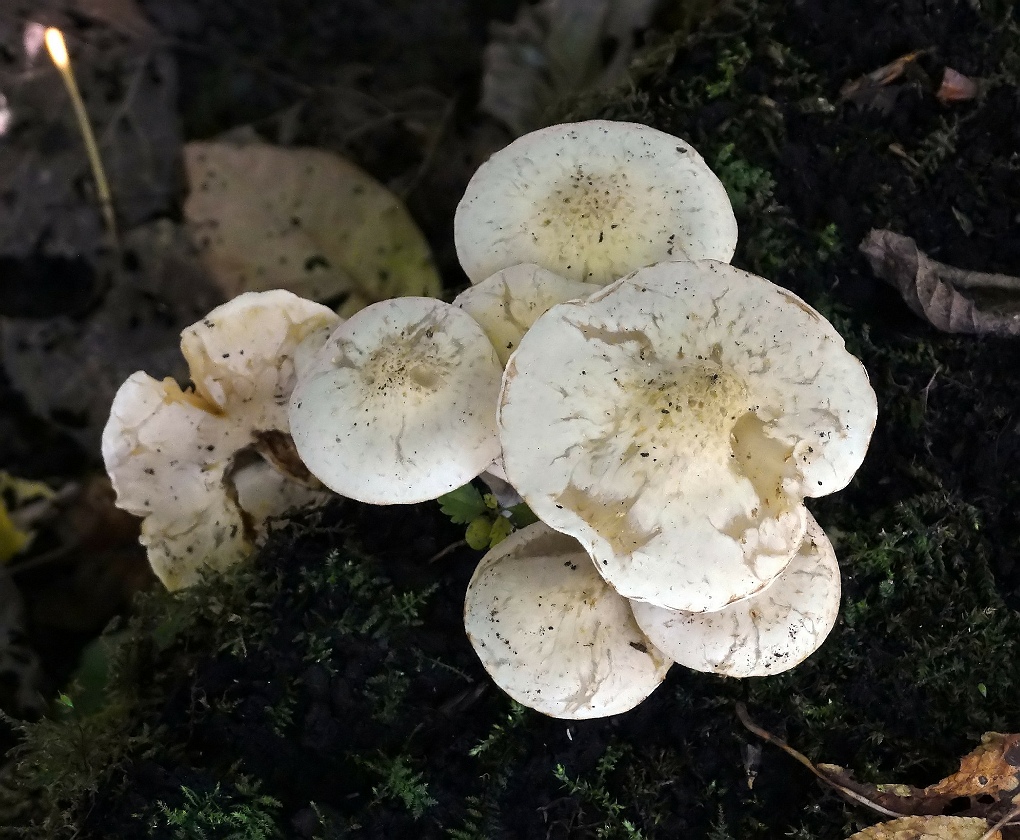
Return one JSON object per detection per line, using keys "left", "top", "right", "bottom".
{"left": 498, "top": 260, "right": 877, "bottom": 612}
{"left": 289, "top": 297, "right": 503, "bottom": 504}
{"left": 631, "top": 510, "right": 840, "bottom": 677}
{"left": 464, "top": 521, "right": 671, "bottom": 719}
{"left": 102, "top": 290, "right": 340, "bottom": 590}
{"left": 180, "top": 290, "right": 341, "bottom": 422}
{"left": 453, "top": 263, "right": 601, "bottom": 366}
{"left": 454, "top": 120, "right": 737, "bottom": 285}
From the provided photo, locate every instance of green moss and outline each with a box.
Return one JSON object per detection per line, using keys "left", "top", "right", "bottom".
{"left": 149, "top": 780, "right": 282, "bottom": 840}
{"left": 356, "top": 754, "right": 436, "bottom": 820}
{"left": 0, "top": 699, "right": 156, "bottom": 838}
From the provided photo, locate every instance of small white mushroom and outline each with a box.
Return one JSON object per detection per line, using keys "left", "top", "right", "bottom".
{"left": 453, "top": 263, "right": 601, "bottom": 366}
{"left": 631, "top": 511, "right": 840, "bottom": 677}
{"left": 289, "top": 297, "right": 503, "bottom": 504}
{"left": 454, "top": 120, "right": 737, "bottom": 285}
{"left": 102, "top": 291, "right": 340, "bottom": 590}
{"left": 464, "top": 521, "right": 671, "bottom": 719}
{"left": 498, "top": 260, "right": 877, "bottom": 613}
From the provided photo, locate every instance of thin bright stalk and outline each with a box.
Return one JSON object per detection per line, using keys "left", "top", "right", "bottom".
{"left": 44, "top": 27, "right": 118, "bottom": 247}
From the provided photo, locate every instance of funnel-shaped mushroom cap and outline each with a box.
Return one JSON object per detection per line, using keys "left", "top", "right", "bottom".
{"left": 455, "top": 120, "right": 737, "bottom": 285}
{"left": 632, "top": 511, "right": 840, "bottom": 676}
{"left": 464, "top": 521, "right": 671, "bottom": 719}
{"left": 289, "top": 297, "right": 503, "bottom": 504}
{"left": 102, "top": 291, "right": 340, "bottom": 590}
{"left": 454, "top": 263, "right": 600, "bottom": 366}
{"left": 499, "top": 260, "right": 877, "bottom": 612}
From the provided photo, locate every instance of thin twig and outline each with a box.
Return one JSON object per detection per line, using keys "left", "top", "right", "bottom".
{"left": 735, "top": 703, "right": 907, "bottom": 819}
{"left": 428, "top": 539, "right": 468, "bottom": 564}
{"left": 46, "top": 28, "right": 119, "bottom": 250}
{"left": 978, "top": 804, "right": 1020, "bottom": 840}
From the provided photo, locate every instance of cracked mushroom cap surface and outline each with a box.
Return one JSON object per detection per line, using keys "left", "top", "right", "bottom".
{"left": 289, "top": 297, "right": 503, "bottom": 504}
{"left": 464, "top": 521, "right": 671, "bottom": 719}
{"left": 498, "top": 260, "right": 877, "bottom": 612}
{"left": 453, "top": 263, "right": 600, "bottom": 366}
{"left": 454, "top": 120, "right": 737, "bottom": 286}
{"left": 102, "top": 290, "right": 340, "bottom": 590}
{"left": 631, "top": 510, "right": 841, "bottom": 676}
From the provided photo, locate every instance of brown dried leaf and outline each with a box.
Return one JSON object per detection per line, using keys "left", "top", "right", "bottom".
{"left": 860, "top": 230, "right": 1020, "bottom": 336}
{"left": 937, "top": 67, "right": 979, "bottom": 103}
{"left": 841, "top": 52, "right": 921, "bottom": 95}
{"left": 925, "top": 733, "right": 1020, "bottom": 801}
{"left": 817, "top": 738, "right": 1020, "bottom": 824}
{"left": 183, "top": 141, "right": 442, "bottom": 312}
{"left": 816, "top": 763, "right": 937, "bottom": 817}
{"left": 847, "top": 815, "right": 1000, "bottom": 840}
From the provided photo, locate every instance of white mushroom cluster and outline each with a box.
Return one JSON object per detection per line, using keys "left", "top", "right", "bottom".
{"left": 451, "top": 121, "right": 878, "bottom": 719}
{"left": 101, "top": 120, "right": 877, "bottom": 724}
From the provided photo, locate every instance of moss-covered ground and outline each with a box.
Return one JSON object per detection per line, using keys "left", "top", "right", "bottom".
{"left": 3, "top": 0, "right": 1020, "bottom": 837}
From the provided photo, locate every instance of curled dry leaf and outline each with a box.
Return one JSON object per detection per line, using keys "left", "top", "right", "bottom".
{"left": 739, "top": 706, "right": 1020, "bottom": 828}
{"left": 183, "top": 142, "right": 441, "bottom": 316}
{"left": 846, "top": 815, "right": 1000, "bottom": 840}
{"left": 840, "top": 51, "right": 923, "bottom": 98}
{"left": 860, "top": 230, "right": 1020, "bottom": 336}
{"left": 924, "top": 732, "right": 1020, "bottom": 804}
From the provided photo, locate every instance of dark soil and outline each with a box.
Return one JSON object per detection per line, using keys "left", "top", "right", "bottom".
{"left": 2, "top": 0, "right": 1020, "bottom": 839}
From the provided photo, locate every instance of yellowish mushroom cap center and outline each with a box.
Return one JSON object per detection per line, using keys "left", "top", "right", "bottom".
{"left": 607, "top": 361, "right": 750, "bottom": 466}
{"left": 538, "top": 167, "right": 633, "bottom": 234}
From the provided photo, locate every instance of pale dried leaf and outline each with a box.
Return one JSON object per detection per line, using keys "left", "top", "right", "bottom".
{"left": 860, "top": 229, "right": 1020, "bottom": 336}
{"left": 183, "top": 141, "right": 442, "bottom": 312}
{"left": 847, "top": 816, "right": 999, "bottom": 840}
{"left": 481, "top": 0, "right": 660, "bottom": 135}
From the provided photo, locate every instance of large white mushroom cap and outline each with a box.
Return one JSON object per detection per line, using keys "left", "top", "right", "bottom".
{"left": 498, "top": 260, "right": 877, "bottom": 612}
{"left": 464, "top": 521, "right": 671, "bottom": 719}
{"left": 289, "top": 297, "right": 503, "bottom": 504}
{"left": 454, "top": 120, "right": 737, "bottom": 286}
{"left": 102, "top": 291, "right": 340, "bottom": 590}
{"left": 454, "top": 263, "right": 600, "bottom": 366}
{"left": 631, "top": 511, "right": 841, "bottom": 676}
